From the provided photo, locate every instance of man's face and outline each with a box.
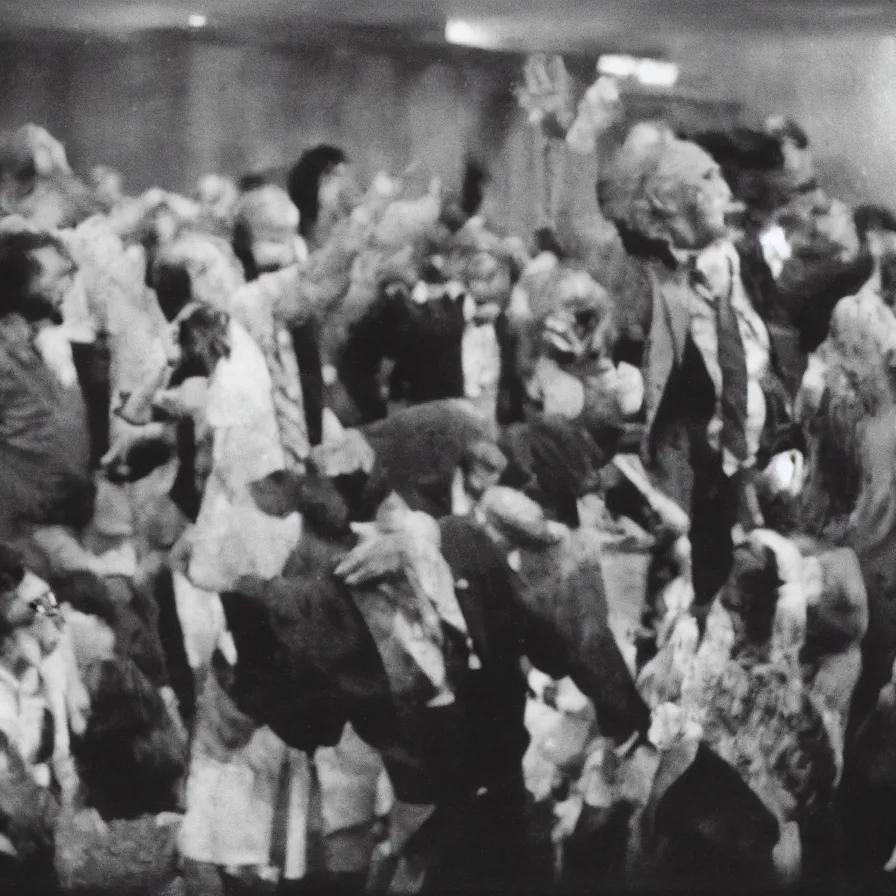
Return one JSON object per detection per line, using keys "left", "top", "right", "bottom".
{"left": 648, "top": 145, "right": 733, "bottom": 251}
{"left": 0, "top": 571, "right": 61, "bottom": 651}
{"left": 26, "top": 245, "right": 77, "bottom": 323}
{"left": 466, "top": 252, "right": 511, "bottom": 310}
{"left": 676, "top": 163, "right": 733, "bottom": 249}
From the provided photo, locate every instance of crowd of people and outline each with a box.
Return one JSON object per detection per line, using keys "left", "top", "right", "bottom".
{"left": 3, "top": 56, "right": 896, "bottom": 895}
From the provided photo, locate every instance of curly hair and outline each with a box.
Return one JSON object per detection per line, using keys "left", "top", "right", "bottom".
{"left": 72, "top": 657, "right": 187, "bottom": 821}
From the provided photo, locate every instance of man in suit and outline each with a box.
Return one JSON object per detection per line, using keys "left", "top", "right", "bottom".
{"left": 599, "top": 129, "right": 770, "bottom": 614}
{"left": 221, "top": 467, "right": 650, "bottom": 894}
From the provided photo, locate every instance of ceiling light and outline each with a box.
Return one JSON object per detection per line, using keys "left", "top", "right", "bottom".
{"left": 597, "top": 54, "right": 679, "bottom": 88}
{"left": 445, "top": 19, "right": 496, "bottom": 49}
{"left": 188, "top": 14, "right": 208, "bottom": 28}
{"left": 635, "top": 60, "right": 679, "bottom": 88}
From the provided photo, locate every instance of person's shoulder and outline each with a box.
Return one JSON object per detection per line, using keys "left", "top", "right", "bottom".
{"left": 439, "top": 514, "right": 510, "bottom": 574}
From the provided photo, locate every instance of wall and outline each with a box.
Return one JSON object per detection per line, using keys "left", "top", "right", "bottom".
{"left": 0, "top": 30, "right": 740, "bottom": 237}
{"left": 0, "top": 32, "right": 536, "bottom": 229}
{"left": 2, "top": 27, "right": 892, "bottom": 235}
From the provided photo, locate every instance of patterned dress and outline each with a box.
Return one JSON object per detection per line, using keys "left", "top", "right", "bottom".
{"left": 640, "top": 593, "right": 837, "bottom": 826}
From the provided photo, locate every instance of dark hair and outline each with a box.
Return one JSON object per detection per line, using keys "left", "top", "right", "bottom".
{"left": 881, "top": 252, "right": 896, "bottom": 308}
{"left": 460, "top": 158, "right": 487, "bottom": 219}
{"left": 0, "top": 544, "right": 26, "bottom": 639}
{"left": 0, "top": 229, "right": 56, "bottom": 318}
{"left": 854, "top": 204, "right": 896, "bottom": 241}
{"left": 176, "top": 303, "right": 231, "bottom": 375}
{"left": 754, "top": 476, "right": 800, "bottom": 537}
{"left": 50, "top": 570, "right": 118, "bottom": 628}
{"left": 613, "top": 219, "right": 677, "bottom": 269}
{"left": 287, "top": 145, "right": 347, "bottom": 240}
{"left": 291, "top": 470, "right": 353, "bottom": 541}
{"left": 534, "top": 227, "right": 566, "bottom": 260}
{"left": 766, "top": 117, "right": 809, "bottom": 150}
{"left": 690, "top": 128, "right": 785, "bottom": 174}
{"left": 231, "top": 216, "right": 259, "bottom": 281}
{"left": 73, "top": 657, "right": 187, "bottom": 821}
{"left": 238, "top": 173, "right": 269, "bottom": 193}
{"left": 0, "top": 543, "right": 26, "bottom": 594}
{"left": 149, "top": 255, "right": 193, "bottom": 323}
{"left": 731, "top": 541, "right": 784, "bottom": 647}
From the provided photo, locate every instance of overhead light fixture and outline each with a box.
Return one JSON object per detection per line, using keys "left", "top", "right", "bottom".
{"left": 445, "top": 18, "right": 497, "bottom": 49}
{"left": 188, "top": 13, "right": 208, "bottom": 28}
{"left": 598, "top": 54, "right": 679, "bottom": 88}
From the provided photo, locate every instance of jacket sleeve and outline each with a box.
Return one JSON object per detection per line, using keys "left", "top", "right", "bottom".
{"left": 439, "top": 517, "right": 650, "bottom": 744}
{"left": 522, "top": 540, "right": 650, "bottom": 743}
{"left": 221, "top": 574, "right": 391, "bottom": 753}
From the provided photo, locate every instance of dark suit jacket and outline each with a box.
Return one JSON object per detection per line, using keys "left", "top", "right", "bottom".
{"left": 338, "top": 282, "right": 467, "bottom": 424}
{"left": 221, "top": 516, "right": 650, "bottom": 806}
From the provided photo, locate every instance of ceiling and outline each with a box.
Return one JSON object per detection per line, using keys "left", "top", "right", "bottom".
{"left": 2, "top": 0, "right": 895, "bottom": 51}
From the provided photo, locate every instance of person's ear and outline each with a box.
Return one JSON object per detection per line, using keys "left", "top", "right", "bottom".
{"left": 644, "top": 188, "right": 677, "bottom": 223}
{"left": 248, "top": 470, "right": 304, "bottom": 518}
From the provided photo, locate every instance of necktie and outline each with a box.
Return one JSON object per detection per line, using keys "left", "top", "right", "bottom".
{"left": 693, "top": 257, "right": 749, "bottom": 462}
{"left": 271, "top": 327, "right": 310, "bottom": 472}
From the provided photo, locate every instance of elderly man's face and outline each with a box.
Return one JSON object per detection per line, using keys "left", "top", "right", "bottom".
{"left": 676, "top": 164, "right": 733, "bottom": 249}
{"left": 648, "top": 146, "right": 733, "bottom": 251}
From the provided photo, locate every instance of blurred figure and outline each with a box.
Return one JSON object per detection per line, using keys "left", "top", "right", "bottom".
{"left": 230, "top": 184, "right": 322, "bottom": 457}
{"left": 854, "top": 203, "right": 896, "bottom": 306}
{"left": 287, "top": 145, "right": 359, "bottom": 253}
{"left": 196, "top": 174, "right": 239, "bottom": 240}
{"left": 0, "top": 228, "right": 94, "bottom": 551}
{"left": 55, "top": 656, "right": 188, "bottom": 895}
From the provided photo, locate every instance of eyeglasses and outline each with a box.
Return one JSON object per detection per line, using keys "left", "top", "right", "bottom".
{"left": 29, "top": 589, "right": 59, "bottom": 619}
